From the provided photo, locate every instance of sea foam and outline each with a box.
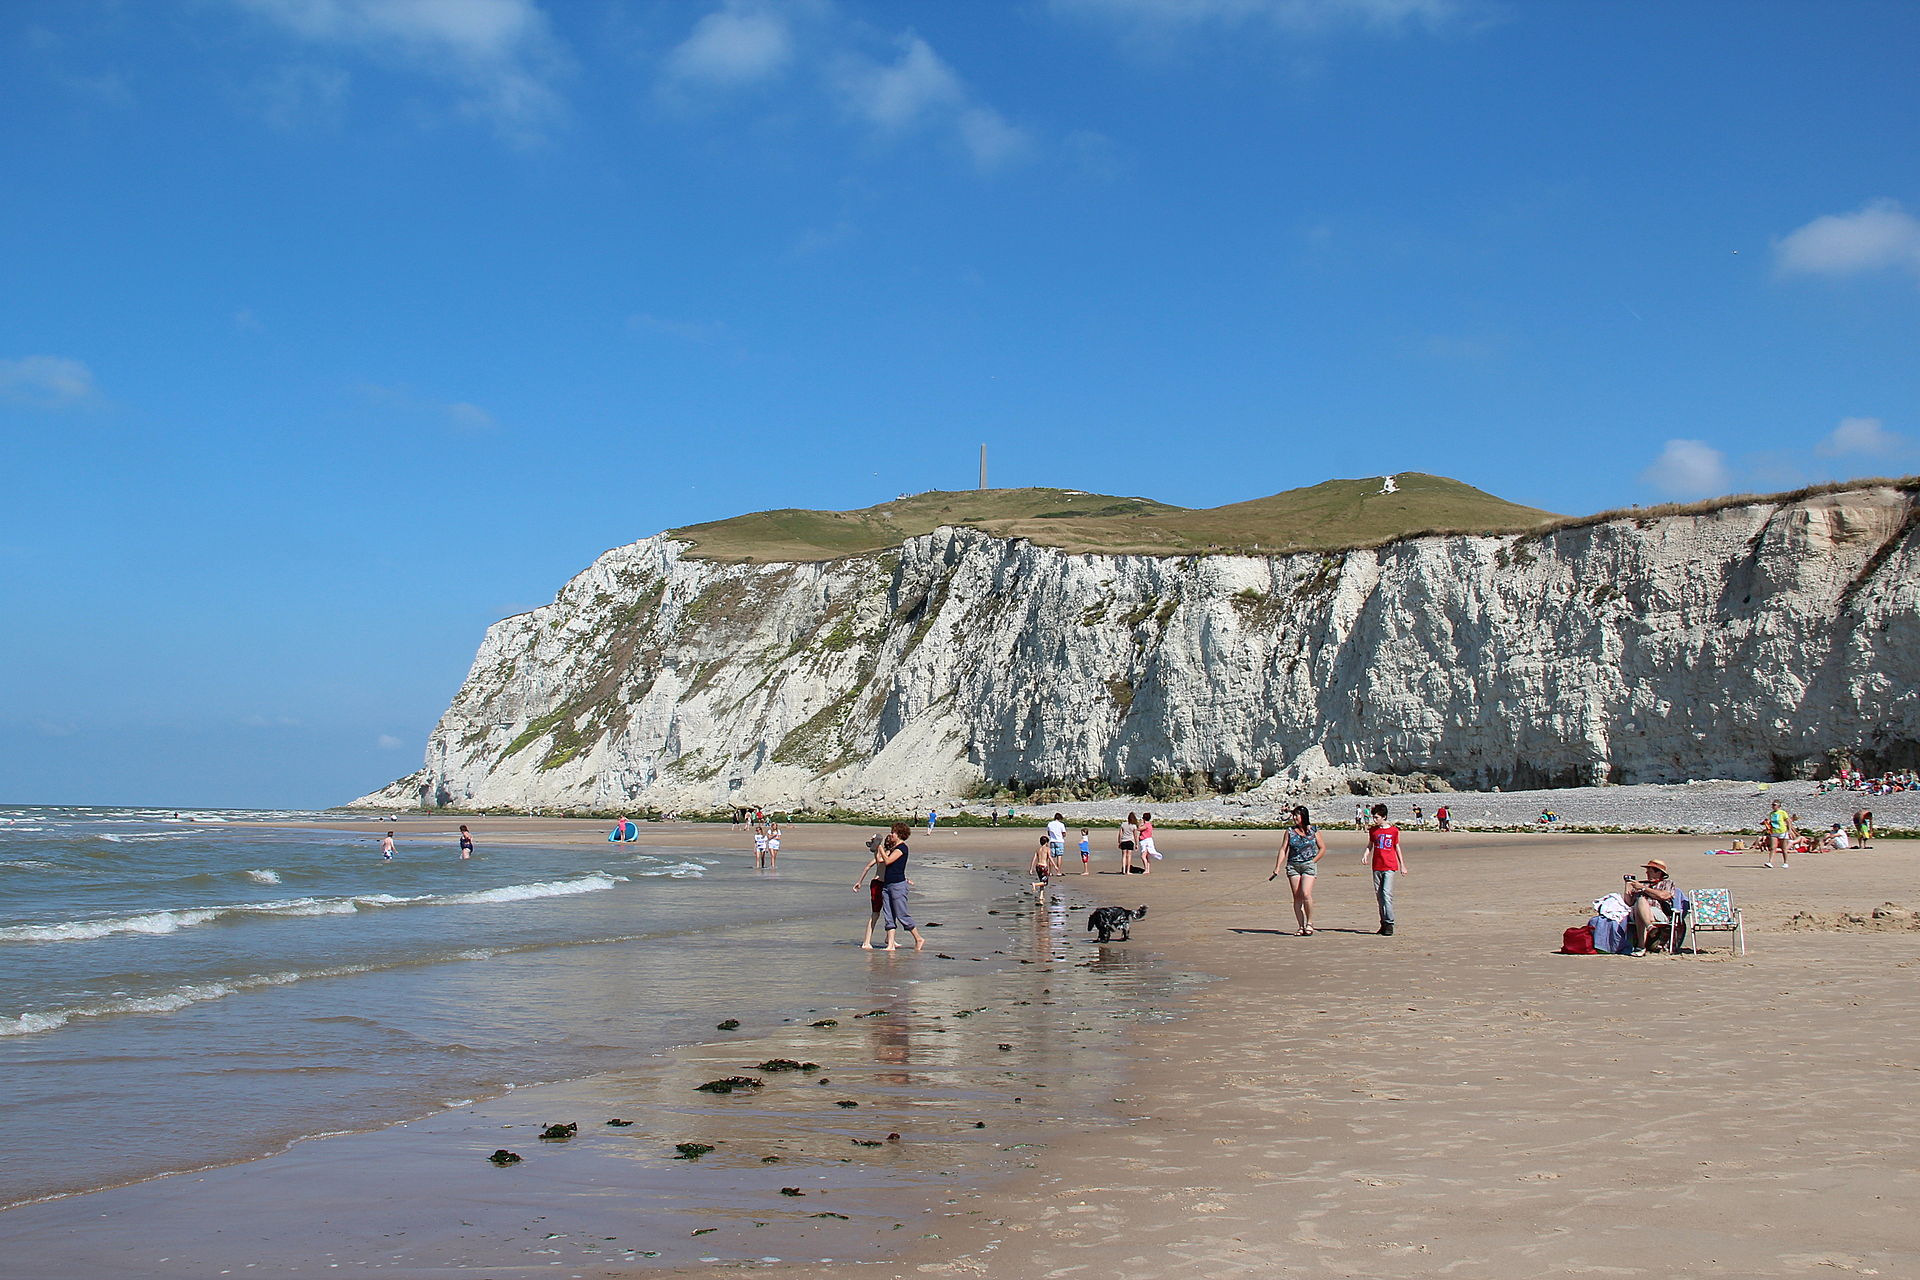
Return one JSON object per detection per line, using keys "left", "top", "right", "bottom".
{"left": 0, "top": 874, "right": 625, "bottom": 944}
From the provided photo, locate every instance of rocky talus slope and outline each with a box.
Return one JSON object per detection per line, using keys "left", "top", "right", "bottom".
{"left": 354, "top": 486, "right": 1920, "bottom": 812}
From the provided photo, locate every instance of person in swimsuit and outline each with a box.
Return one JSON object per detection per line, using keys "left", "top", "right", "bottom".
{"left": 854, "top": 822, "right": 924, "bottom": 951}
{"left": 1032, "top": 835, "right": 1053, "bottom": 893}
{"left": 1272, "top": 805, "right": 1324, "bottom": 935}
{"left": 380, "top": 832, "right": 395, "bottom": 861}
{"left": 458, "top": 825, "right": 473, "bottom": 860}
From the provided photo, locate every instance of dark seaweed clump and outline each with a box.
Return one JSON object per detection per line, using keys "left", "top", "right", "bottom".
{"left": 674, "top": 1142, "right": 716, "bottom": 1160}
{"left": 757, "top": 1059, "right": 822, "bottom": 1072}
{"left": 488, "top": 1149, "right": 522, "bottom": 1165}
{"left": 809, "top": 1018, "right": 839, "bottom": 1028}
{"left": 537, "top": 1123, "right": 577, "bottom": 1142}
{"left": 696, "top": 1076, "right": 763, "bottom": 1094}
{"left": 716, "top": 1018, "right": 740, "bottom": 1030}
{"left": 780, "top": 1187, "right": 806, "bottom": 1196}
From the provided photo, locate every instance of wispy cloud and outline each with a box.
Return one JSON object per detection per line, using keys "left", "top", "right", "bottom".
{"left": 231, "top": 0, "right": 565, "bottom": 143}
{"left": 629, "top": 313, "right": 731, "bottom": 343}
{"left": 1774, "top": 199, "right": 1920, "bottom": 284}
{"left": 376, "top": 733, "right": 405, "bottom": 750}
{"left": 356, "top": 383, "right": 500, "bottom": 431}
{"left": 1640, "top": 439, "right": 1729, "bottom": 499}
{"left": 661, "top": 4, "right": 1032, "bottom": 173}
{"left": 248, "top": 63, "right": 353, "bottom": 131}
{"left": 0, "top": 355, "right": 99, "bottom": 408}
{"left": 1817, "top": 416, "right": 1909, "bottom": 459}
{"left": 1052, "top": 0, "right": 1464, "bottom": 37}
{"left": 664, "top": 1, "right": 796, "bottom": 89}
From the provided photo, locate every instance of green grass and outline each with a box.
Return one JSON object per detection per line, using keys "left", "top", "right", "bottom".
{"left": 668, "top": 474, "right": 1559, "bottom": 563}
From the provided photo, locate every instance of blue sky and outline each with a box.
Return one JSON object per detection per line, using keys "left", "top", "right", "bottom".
{"left": 2, "top": 0, "right": 1916, "bottom": 808}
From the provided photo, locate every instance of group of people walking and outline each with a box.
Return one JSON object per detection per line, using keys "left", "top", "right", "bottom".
{"left": 1271, "top": 804, "right": 1406, "bottom": 937}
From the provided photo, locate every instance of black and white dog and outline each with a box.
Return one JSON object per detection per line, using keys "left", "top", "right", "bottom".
{"left": 1087, "top": 905, "right": 1148, "bottom": 943}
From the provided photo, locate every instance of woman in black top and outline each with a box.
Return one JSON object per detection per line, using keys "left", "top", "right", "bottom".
{"left": 854, "top": 822, "right": 925, "bottom": 951}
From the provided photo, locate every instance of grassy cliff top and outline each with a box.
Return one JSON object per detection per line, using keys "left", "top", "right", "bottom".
{"left": 668, "top": 474, "right": 1561, "bottom": 563}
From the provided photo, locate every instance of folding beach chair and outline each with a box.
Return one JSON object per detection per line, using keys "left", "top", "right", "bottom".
{"left": 1675, "top": 887, "right": 1745, "bottom": 956}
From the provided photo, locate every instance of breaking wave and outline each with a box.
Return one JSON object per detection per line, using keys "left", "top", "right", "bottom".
{"left": 0, "top": 874, "right": 625, "bottom": 944}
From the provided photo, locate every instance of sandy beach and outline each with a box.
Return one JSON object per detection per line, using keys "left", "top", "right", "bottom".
{"left": 3, "top": 817, "right": 1917, "bottom": 1277}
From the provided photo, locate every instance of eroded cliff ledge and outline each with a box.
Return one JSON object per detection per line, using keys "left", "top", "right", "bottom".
{"left": 354, "top": 483, "right": 1920, "bottom": 812}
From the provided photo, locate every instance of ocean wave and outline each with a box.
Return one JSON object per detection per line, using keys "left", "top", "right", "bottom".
{"left": 0, "top": 874, "right": 625, "bottom": 944}
{"left": 0, "top": 966, "right": 374, "bottom": 1037}
{"left": 633, "top": 861, "right": 706, "bottom": 878}
{"left": 244, "top": 869, "right": 282, "bottom": 884}
{"left": 0, "top": 860, "right": 60, "bottom": 872}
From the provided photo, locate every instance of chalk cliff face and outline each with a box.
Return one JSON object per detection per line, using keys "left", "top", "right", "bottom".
{"left": 354, "top": 486, "right": 1920, "bottom": 811}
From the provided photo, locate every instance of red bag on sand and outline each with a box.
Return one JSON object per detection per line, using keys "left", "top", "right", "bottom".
{"left": 1559, "top": 924, "right": 1597, "bottom": 955}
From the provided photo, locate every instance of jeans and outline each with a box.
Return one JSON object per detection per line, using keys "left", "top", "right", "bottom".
{"left": 1372, "top": 869, "right": 1397, "bottom": 926}
{"left": 880, "top": 882, "right": 915, "bottom": 931}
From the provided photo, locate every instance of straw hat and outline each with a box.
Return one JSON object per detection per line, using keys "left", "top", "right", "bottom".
{"left": 1643, "top": 859, "right": 1668, "bottom": 873}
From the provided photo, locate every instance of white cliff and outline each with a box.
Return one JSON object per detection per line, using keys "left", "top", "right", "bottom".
{"left": 353, "top": 485, "right": 1920, "bottom": 811}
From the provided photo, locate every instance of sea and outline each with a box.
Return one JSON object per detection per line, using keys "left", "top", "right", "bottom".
{"left": 0, "top": 805, "right": 1193, "bottom": 1263}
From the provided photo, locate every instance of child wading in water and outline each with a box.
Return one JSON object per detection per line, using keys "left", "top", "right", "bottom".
{"left": 1032, "top": 835, "right": 1053, "bottom": 893}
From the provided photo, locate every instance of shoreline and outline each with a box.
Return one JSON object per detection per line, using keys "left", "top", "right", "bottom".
{"left": 332, "top": 776, "right": 1920, "bottom": 838}
{"left": 5, "top": 823, "right": 1919, "bottom": 1275}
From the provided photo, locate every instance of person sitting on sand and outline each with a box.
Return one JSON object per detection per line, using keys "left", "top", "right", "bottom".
{"left": 1623, "top": 859, "right": 1677, "bottom": 956}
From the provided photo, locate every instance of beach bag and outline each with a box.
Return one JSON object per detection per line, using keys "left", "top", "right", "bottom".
{"left": 1558, "top": 924, "right": 1597, "bottom": 955}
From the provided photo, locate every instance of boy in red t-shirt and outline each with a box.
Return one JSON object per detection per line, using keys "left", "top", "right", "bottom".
{"left": 1363, "top": 803, "right": 1408, "bottom": 936}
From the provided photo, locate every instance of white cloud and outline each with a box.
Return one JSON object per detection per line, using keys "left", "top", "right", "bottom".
{"left": 665, "top": 1, "right": 794, "bottom": 87}
{"left": 0, "top": 355, "right": 98, "bottom": 408}
{"left": 663, "top": 4, "right": 1032, "bottom": 174}
{"left": 1641, "top": 439, "right": 1729, "bottom": 499}
{"left": 832, "top": 34, "right": 1030, "bottom": 171}
{"left": 1053, "top": 0, "right": 1461, "bottom": 34}
{"left": 377, "top": 734, "right": 405, "bottom": 750}
{"left": 250, "top": 63, "right": 353, "bottom": 130}
{"left": 232, "top": 0, "right": 564, "bottom": 142}
{"left": 444, "top": 402, "right": 498, "bottom": 430}
{"left": 1817, "top": 416, "right": 1908, "bottom": 458}
{"left": 629, "top": 313, "right": 731, "bottom": 343}
{"left": 1774, "top": 199, "right": 1920, "bottom": 282}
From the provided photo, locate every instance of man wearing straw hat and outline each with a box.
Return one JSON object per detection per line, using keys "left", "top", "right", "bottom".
{"left": 1623, "top": 859, "right": 1677, "bottom": 956}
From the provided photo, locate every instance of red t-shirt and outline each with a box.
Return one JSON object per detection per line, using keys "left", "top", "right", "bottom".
{"left": 1369, "top": 824, "right": 1403, "bottom": 871}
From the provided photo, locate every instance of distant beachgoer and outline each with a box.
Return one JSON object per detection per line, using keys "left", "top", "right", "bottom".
{"left": 927, "top": 808, "right": 938, "bottom": 833}
{"left": 380, "top": 831, "right": 395, "bottom": 861}
{"left": 1078, "top": 828, "right": 1092, "bottom": 874}
{"left": 1032, "top": 835, "right": 1053, "bottom": 893}
{"left": 1118, "top": 813, "right": 1140, "bottom": 874}
{"left": 1764, "top": 801, "right": 1793, "bottom": 868}
{"left": 990, "top": 805, "right": 999, "bottom": 827}
{"left": 752, "top": 825, "right": 769, "bottom": 867}
{"left": 766, "top": 823, "right": 781, "bottom": 868}
{"left": 1273, "top": 805, "right": 1323, "bottom": 935}
{"left": 1854, "top": 809, "right": 1874, "bottom": 848}
{"left": 1046, "top": 813, "right": 1067, "bottom": 873}
{"left": 1412, "top": 804, "right": 1424, "bottom": 824}
{"left": 1364, "top": 804, "right": 1403, "bottom": 935}
{"left": 1436, "top": 805, "right": 1451, "bottom": 832}
{"left": 853, "top": 823, "right": 924, "bottom": 951}
{"left": 1138, "top": 813, "right": 1158, "bottom": 873}
{"left": 1354, "top": 802, "right": 1368, "bottom": 829}
{"left": 458, "top": 825, "right": 473, "bottom": 860}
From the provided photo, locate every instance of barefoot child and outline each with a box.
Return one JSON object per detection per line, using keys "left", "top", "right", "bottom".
{"left": 1078, "top": 828, "right": 1092, "bottom": 874}
{"left": 1032, "top": 834, "right": 1053, "bottom": 893}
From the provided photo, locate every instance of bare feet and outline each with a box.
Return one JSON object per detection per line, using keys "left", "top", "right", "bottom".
{"left": 860, "top": 943, "right": 874, "bottom": 950}
{"left": 884, "top": 944, "right": 900, "bottom": 951}
{"left": 913, "top": 934, "right": 926, "bottom": 951}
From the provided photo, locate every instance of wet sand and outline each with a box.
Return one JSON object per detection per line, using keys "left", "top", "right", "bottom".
{"left": 5, "top": 820, "right": 1919, "bottom": 1276}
